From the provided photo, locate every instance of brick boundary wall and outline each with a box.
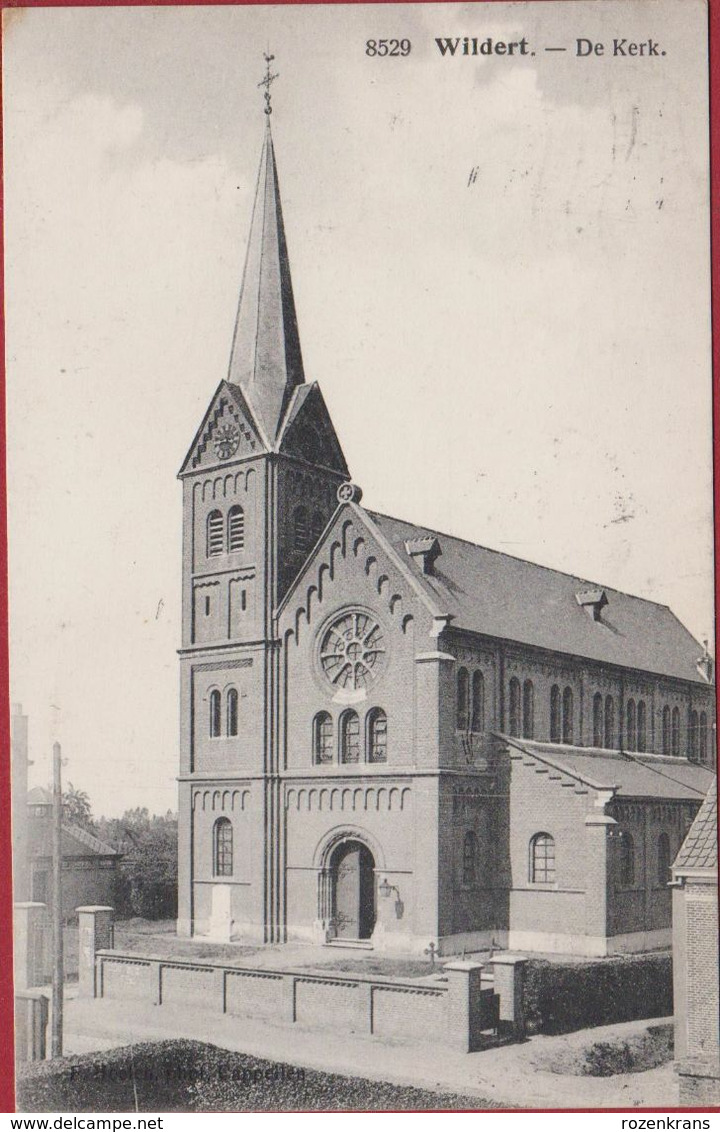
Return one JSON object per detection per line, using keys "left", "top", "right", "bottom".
{"left": 92, "top": 951, "right": 502, "bottom": 1052}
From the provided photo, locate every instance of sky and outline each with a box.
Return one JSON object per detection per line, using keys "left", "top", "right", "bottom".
{"left": 4, "top": 0, "right": 713, "bottom": 817}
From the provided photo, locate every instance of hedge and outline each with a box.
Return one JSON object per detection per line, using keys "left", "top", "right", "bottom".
{"left": 16, "top": 1040, "right": 506, "bottom": 1112}
{"left": 523, "top": 952, "right": 673, "bottom": 1034}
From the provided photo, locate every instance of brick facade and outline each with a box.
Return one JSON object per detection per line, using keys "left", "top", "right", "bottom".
{"left": 176, "top": 119, "right": 716, "bottom": 959}
{"left": 672, "top": 788, "right": 719, "bottom": 1105}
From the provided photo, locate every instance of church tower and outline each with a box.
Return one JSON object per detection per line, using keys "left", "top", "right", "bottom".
{"left": 176, "top": 105, "right": 350, "bottom": 941}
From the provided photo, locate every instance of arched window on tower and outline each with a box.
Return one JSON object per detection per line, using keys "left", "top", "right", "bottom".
{"left": 313, "top": 712, "right": 333, "bottom": 765}
{"left": 227, "top": 506, "right": 244, "bottom": 552}
{"left": 605, "top": 696, "right": 615, "bottom": 749}
{"left": 689, "top": 710, "right": 699, "bottom": 761}
{"left": 340, "top": 710, "right": 361, "bottom": 764}
{"left": 508, "top": 678, "right": 521, "bottom": 738}
{"left": 562, "top": 687, "right": 574, "bottom": 745}
{"left": 626, "top": 699, "right": 637, "bottom": 751}
{"left": 699, "top": 712, "right": 709, "bottom": 763}
{"left": 293, "top": 506, "right": 310, "bottom": 556}
{"left": 462, "top": 831, "right": 478, "bottom": 886}
{"left": 367, "top": 708, "right": 388, "bottom": 763}
{"left": 662, "top": 706, "right": 671, "bottom": 754}
{"left": 457, "top": 668, "right": 469, "bottom": 731}
{"left": 523, "top": 680, "right": 535, "bottom": 739}
{"left": 213, "top": 818, "right": 233, "bottom": 877}
{"left": 209, "top": 690, "right": 221, "bottom": 738}
{"left": 657, "top": 832, "right": 671, "bottom": 885}
{"left": 472, "top": 671, "right": 485, "bottom": 733}
{"left": 530, "top": 833, "right": 556, "bottom": 884}
{"left": 311, "top": 511, "right": 325, "bottom": 545}
{"left": 671, "top": 707, "right": 681, "bottom": 757}
{"left": 207, "top": 510, "right": 223, "bottom": 557}
{"left": 550, "top": 685, "right": 561, "bottom": 742}
{"left": 637, "top": 701, "right": 647, "bottom": 753}
{"left": 226, "top": 688, "right": 238, "bottom": 737}
{"left": 593, "top": 693, "right": 603, "bottom": 748}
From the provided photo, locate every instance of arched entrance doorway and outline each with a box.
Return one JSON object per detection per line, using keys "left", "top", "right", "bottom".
{"left": 330, "top": 839, "right": 376, "bottom": 940}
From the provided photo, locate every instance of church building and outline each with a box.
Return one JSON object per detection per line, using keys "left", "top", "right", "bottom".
{"left": 176, "top": 114, "right": 716, "bottom": 958}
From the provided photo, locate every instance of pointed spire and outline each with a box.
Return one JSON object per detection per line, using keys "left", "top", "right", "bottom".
{"left": 227, "top": 117, "right": 305, "bottom": 444}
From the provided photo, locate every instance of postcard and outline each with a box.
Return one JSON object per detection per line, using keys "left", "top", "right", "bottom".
{"left": 4, "top": 0, "right": 717, "bottom": 1116}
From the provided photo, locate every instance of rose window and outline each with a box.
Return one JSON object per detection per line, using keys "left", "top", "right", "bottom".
{"left": 319, "top": 611, "right": 386, "bottom": 691}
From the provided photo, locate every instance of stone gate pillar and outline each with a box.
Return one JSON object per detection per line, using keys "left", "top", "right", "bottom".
{"left": 444, "top": 959, "right": 485, "bottom": 1052}
{"left": 491, "top": 953, "right": 528, "bottom": 1038}
{"left": 77, "top": 905, "right": 114, "bottom": 997}
{"left": 14, "top": 902, "right": 47, "bottom": 990}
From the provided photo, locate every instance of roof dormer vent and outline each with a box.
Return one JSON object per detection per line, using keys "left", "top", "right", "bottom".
{"left": 405, "top": 536, "right": 442, "bottom": 576}
{"left": 697, "top": 640, "right": 714, "bottom": 683}
{"left": 576, "top": 588, "right": 608, "bottom": 622}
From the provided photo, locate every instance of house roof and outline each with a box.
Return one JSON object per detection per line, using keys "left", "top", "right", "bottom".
{"left": 674, "top": 785, "right": 718, "bottom": 871}
{"left": 367, "top": 511, "right": 711, "bottom": 685}
{"left": 27, "top": 786, "right": 51, "bottom": 805}
{"left": 504, "top": 737, "right": 714, "bottom": 800}
{"left": 64, "top": 823, "right": 119, "bottom": 858}
{"left": 26, "top": 788, "right": 118, "bottom": 857}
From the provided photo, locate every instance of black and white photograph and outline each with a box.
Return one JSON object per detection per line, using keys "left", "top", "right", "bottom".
{"left": 4, "top": 0, "right": 717, "bottom": 1114}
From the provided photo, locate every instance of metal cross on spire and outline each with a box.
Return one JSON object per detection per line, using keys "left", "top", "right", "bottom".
{"left": 258, "top": 51, "right": 279, "bottom": 116}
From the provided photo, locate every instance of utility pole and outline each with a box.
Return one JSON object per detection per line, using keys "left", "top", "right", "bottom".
{"left": 51, "top": 741, "right": 63, "bottom": 1058}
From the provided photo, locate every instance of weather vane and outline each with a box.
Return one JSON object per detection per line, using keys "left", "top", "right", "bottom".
{"left": 258, "top": 51, "right": 279, "bottom": 116}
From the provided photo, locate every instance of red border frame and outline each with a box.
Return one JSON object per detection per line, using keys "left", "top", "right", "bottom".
{"left": 0, "top": 0, "right": 717, "bottom": 1116}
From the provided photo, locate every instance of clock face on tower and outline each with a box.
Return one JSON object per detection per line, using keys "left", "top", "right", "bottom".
{"left": 214, "top": 423, "right": 240, "bottom": 461}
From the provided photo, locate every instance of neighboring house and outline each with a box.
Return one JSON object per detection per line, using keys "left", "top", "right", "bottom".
{"left": 673, "top": 785, "right": 719, "bottom": 1105}
{"left": 176, "top": 117, "right": 716, "bottom": 957}
{"left": 26, "top": 787, "right": 120, "bottom": 920}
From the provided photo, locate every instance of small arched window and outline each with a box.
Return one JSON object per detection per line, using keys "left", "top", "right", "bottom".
{"left": 657, "top": 832, "right": 671, "bottom": 885}
{"left": 226, "top": 688, "right": 238, "bottom": 737}
{"left": 530, "top": 833, "right": 556, "bottom": 884}
{"left": 462, "top": 831, "right": 478, "bottom": 885}
{"left": 367, "top": 708, "right": 388, "bottom": 763}
{"left": 605, "top": 696, "right": 615, "bottom": 749}
{"left": 593, "top": 693, "right": 603, "bottom": 748}
{"left": 311, "top": 511, "right": 325, "bottom": 544}
{"left": 471, "top": 671, "right": 485, "bottom": 733}
{"left": 662, "top": 706, "right": 671, "bottom": 755}
{"left": 457, "top": 668, "right": 469, "bottom": 731}
{"left": 618, "top": 831, "right": 635, "bottom": 887}
{"left": 340, "top": 710, "right": 361, "bottom": 764}
{"left": 550, "top": 685, "right": 561, "bottom": 742}
{"left": 508, "top": 678, "right": 521, "bottom": 738}
{"left": 523, "top": 680, "right": 535, "bottom": 739}
{"left": 209, "top": 689, "right": 221, "bottom": 738}
{"left": 699, "top": 712, "right": 708, "bottom": 763}
{"left": 637, "top": 701, "right": 647, "bottom": 753}
{"left": 227, "top": 505, "right": 244, "bottom": 552}
{"left": 313, "top": 712, "right": 333, "bottom": 765}
{"left": 562, "top": 687, "right": 574, "bottom": 745}
{"left": 213, "top": 818, "right": 233, "bottom": 877}
{"left": 626, "top": 699, "right": 637, "bottom": 751}
{"left": 671, "top": 707, "right": 681, "bottom": 757}
{"left": 293, "top": 506, "right": 310, "bottom": 555}
{"left": 207, "top": 510, "right": 223, "bottom": 557}
{"left": 689, "top": 710, "right": 699, "bottom": 760}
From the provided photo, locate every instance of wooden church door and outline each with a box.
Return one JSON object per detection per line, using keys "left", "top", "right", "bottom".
{"left": 332, "top": 841, "right": 376, "bottom": 940}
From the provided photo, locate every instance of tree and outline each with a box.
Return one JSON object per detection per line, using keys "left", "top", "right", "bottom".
{"left": 62, "top": 782, "right": 97, "bottom": 834}
{"left": 97, "top": 809, "right": 178, "bottom": 920}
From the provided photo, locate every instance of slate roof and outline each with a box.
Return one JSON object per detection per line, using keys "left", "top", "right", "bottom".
{"left": 504, "top": 737, "right": 714, "bottom": 800}
{"left": 368, "top": 511, "right": 710, "bottom": 684}
{"left": 27, "top": 788, "right": 119, "bottom": 857}
{"left": 674, "top": 785, "right": 718, "bottom": 871}
{"left": 27, "top": 786, "right": 51, "bottom": 806}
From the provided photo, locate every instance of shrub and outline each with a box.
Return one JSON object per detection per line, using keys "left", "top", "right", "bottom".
{"left": 523, "top": 952, "right": 673, "bottom": 1035}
